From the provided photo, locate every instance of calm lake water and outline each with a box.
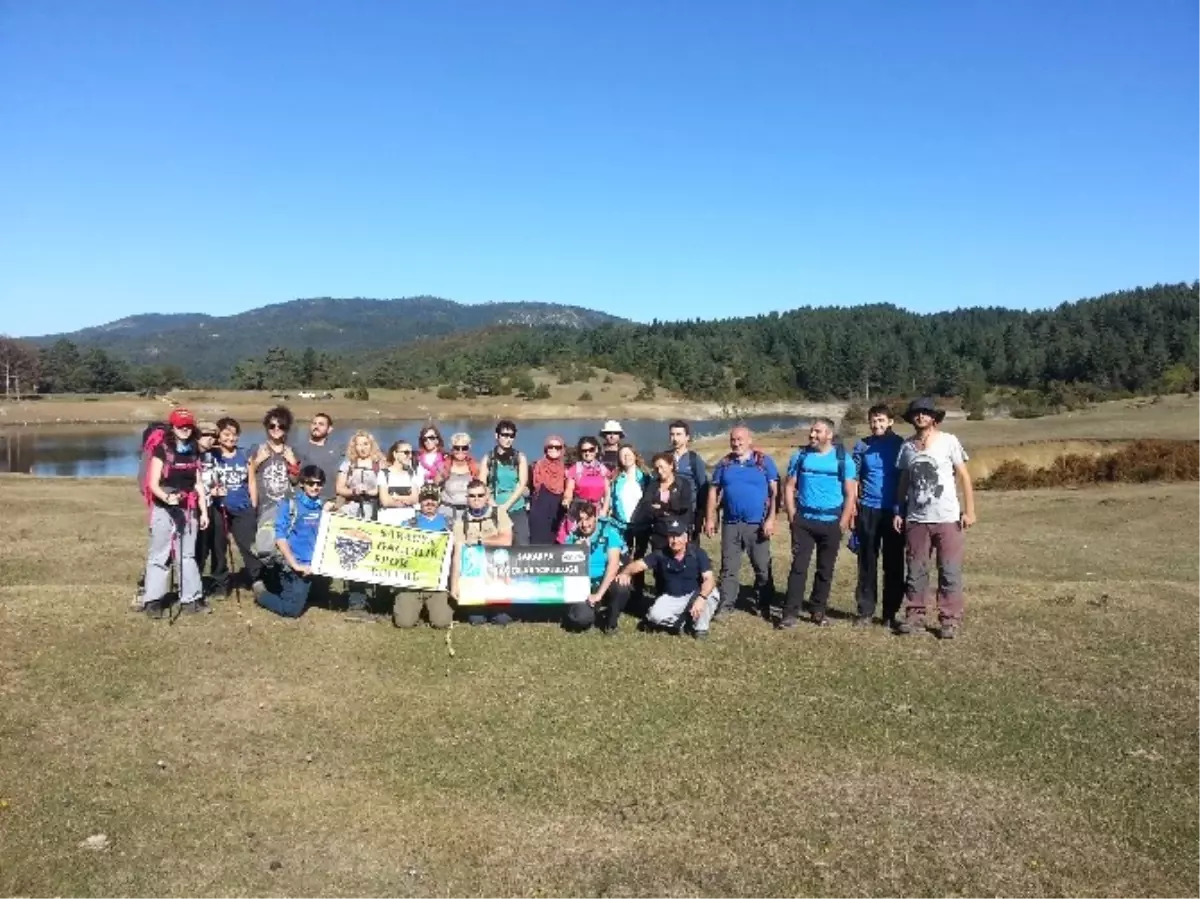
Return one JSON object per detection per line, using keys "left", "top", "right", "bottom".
{"left": 0, "top": 416, "right": 810, "bottom": 478}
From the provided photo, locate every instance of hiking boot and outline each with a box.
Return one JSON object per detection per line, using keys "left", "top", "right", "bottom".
{"left": 178, "top": 601, "right": 209, "bottom": 616}
{"left": 491, "top": 612, "right": 513, "bottom": 627}
{"left": 468, "top": 614, "right": 487, "bottom": 626}
{"left": 600, "top": 625, "right": 619, "bottom": 637}
{"left": 693, "top": 630, "right": 710, "bottom": 642}
{"left": 938, "top": 622, "right": 959, "bottom": 640}
{"left": 142, "top": 599, "right": 165, "bottom": 618}
{"left": 852, "top": 616, "right": 872, "bottom": 628}
{"left": 810, "top": 613, "right": 831, "bottom": 628}
{"left": 894, "top": 618, "right": 927, "bottom": 636}
{"left": 776, "top": 616, "right": 799, "bottom": 631}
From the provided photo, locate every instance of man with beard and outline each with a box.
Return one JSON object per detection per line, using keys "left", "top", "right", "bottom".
{"left": 297, "top": 412, "right": 339, "bottom": 503}
{"left": 892, "top": 397, "right": 976, "bottom": 640}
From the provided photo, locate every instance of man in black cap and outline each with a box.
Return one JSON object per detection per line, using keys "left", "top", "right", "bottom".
{"left": 892, "top": 397, "right": 976, "bottom": 639}
{"left": 616, "top": 518, "right": 719, "bottom": 640}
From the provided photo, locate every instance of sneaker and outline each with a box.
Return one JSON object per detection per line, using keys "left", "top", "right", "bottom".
{"left": 894, "top": 618, "right": 927, "bottom": 636}
{"left": 178, "top": 601, "right": 208, "bottom": 616}
{"left": 142, "top": 599, "right": 165, "bottom": 618}
{"left": 468, "top": 614, "right": 487, "bottom": 626}
{"left": 344, "top": 607, "right": 376, "bottom": 623}
{"left": 251, "top": 580, "right": 268, "bottom": 597}
{"left": 852, "top": 616, "right": 872, "bottom": 628}
{"left": 693, "top": 630, "right": 710, "bottom": 641}
{"left": 811, "top": 613, "right": 831, "bottom": 628}
{"left": 776, "top": 616, "right": 799, "bottom": 631}
{"left": 491, "top": 612, "right": 513, "bottom": 627}
{"left": 600, "top": 625, "right": 619, "bottom": 637}
{"left": 939, "top": 622, "right": 959, "bottom": 640}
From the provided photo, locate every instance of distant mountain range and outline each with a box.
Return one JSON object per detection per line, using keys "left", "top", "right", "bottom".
{"left": 30, "top": 296, "right": 622, "bottom": 382}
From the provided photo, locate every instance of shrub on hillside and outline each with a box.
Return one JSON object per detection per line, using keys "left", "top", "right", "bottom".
{"left": 578, "top": 390, "right": 594, "bottom": 401}
{"left": 342, "top": 386, "right": 369, "bottom": 401}
{"left": 531, "top": 384, "right": 551, "bottom": 400}
{"left": 436, "top": 385, "right": 459, "bottom": 400}
{"left": 980, "top": 440, "right": 1199, "bottom": 490}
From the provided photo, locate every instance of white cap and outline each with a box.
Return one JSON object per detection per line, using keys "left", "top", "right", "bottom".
{"left": 601, "top": 419, "right": 624, "bottom": 434}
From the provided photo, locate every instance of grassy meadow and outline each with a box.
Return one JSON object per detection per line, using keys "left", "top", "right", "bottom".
{"left": 1, "top": 413, "right": 1198, "bottom": 897}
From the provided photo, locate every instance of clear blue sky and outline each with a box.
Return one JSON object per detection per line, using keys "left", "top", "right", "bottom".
{"left": 2, "top": 0, "right": 1196, "bottom": 337}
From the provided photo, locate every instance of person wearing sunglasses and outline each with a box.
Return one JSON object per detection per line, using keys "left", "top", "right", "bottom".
{"left": 436, "top": 433, "right": 479, "bottom": 518}
{"left": 378, "top": 440, "right": 425, "bottom": 525}
{"left": 559, "top": 436, "right": 611, "bottom": 542}
{"left": 478, "top": 420, "right": 530, "bottom": 546}
{"left": 449, "top": 478, "right": 514, "bottom": 626}
{"left": 255, "top": 465, "right": 336, "bottom": 618}
{"left": 247, "top": 406, "right": 300, "bottom": 595}
{"left": 416, "top": 426, "right": 448, "bottom": 484}
{"left": 528, "top": 434, "right": 567, "bottom": 544}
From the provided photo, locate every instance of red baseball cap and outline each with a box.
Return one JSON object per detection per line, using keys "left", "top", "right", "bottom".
{"left": 168, "top": 408, "right": 197, "bottom": 428}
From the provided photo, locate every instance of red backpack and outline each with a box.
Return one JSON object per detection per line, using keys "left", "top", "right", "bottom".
{"left": 138, "top": 424, "right": 199, "bottom": 510}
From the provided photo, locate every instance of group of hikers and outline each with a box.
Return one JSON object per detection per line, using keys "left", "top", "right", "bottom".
{"left": 136, "top": 397, "right": 976, "bottom": 640}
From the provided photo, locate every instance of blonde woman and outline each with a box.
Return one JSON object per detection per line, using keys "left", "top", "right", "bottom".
{"left": 436, "top": 432, "right": 480, "bottom": 519}
{"left": 335, "top": 429, "right": 385, "bottom": 619}
{"left": 378, "top": 439, "right": 426, "bottom": 525}
{"left": 336, "top": 430, "right": 386, "bottom": 522}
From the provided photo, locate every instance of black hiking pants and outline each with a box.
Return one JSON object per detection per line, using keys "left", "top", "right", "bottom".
{"left": 196, "top": 506, "right": 229, "bottom": 589}
{"left": 855, "top": 505, "right": 905, "bottom": 622}
{"left": 783, "top": 518, "right": 842, "bottom": 620}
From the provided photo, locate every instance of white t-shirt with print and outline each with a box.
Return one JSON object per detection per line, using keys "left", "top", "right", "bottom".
{"left": 896, "top": 433, "right": 969, "bottom": 524}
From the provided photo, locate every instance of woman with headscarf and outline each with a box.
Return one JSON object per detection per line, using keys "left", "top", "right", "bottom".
{"left": 528, "top": 434, "right": 567, "bottom": 544}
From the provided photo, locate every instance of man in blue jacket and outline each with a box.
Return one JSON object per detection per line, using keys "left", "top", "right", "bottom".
{"left": 255, "top": 464, "right": 335, "bottom": 618}
{"left": 851, "top": 404, "right": 906, "bottom": 626}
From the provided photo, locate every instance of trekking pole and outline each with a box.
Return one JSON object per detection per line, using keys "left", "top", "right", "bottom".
{"left": 169, "top": 510, "right": 184, "bottom": 625}
{"left": 223, "top": 506, "right": 241, "bottom": 605}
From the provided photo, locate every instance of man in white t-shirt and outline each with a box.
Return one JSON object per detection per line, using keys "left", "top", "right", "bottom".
{"left": 892, "top": 397, "right": 977, "bottom": 640}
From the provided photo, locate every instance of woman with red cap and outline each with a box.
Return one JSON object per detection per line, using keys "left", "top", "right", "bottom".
{"left": 141, "top": 407, "right": 211, "bottom": 616}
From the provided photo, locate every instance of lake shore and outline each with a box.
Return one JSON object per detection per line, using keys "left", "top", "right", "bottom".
{"left": 0, "top": 383, "right": 848, "bottom": 430}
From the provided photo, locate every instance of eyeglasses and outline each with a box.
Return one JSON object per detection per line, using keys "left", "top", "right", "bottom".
{"left": 545, "top": 444, "right": 563, "bottom": 451}
{"left": 302, "top": 479, "right": 324, "bottom": 487}
{"left": 452, "top": 445, "right": 469, "bottom": 451}
{"left": 467, "top": 492, "right": 487, "bottom": 499}
{"left": 498, "top": 432, "right": 515, "bottom": 439}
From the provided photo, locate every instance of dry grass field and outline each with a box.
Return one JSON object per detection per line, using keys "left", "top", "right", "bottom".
{"left": 1, "top": 464, "right": 1196, "bottom": 895}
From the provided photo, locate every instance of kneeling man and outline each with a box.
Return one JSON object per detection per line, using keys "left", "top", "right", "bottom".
{"left": 564, "top": 502, "right": 631, "bottom": 634}
{"left": 617, "top": 519, "right": 719, "bottom": 640}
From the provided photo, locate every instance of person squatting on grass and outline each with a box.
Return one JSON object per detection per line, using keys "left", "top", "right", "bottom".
{"left": 449, "top": 478, "right": 515, "bottom": 626}
{"left": 892, "top": 397, "right": 977, "bottom": 640}
{"left": 391, "top": 484, "right": 454, "bottom": 629}
{"left": 563, "top": 502, "right": 632, "bottom": 634}
{"left": 779, "top": 417, "right": 859, "bottom": 629}
{"left": 254, "top": 464, "right": 335, "bottom": 618}
{"left": 616, "top": 518, "right": 720, "bottom": 640}
{"left": 706, "top": 425, "right": 779, "bottom": 621}
{"left": 141, "top": 407, "right": 211, "bottom": 616}
{"left": 851, "top": 404, "right": 906, "bottom": 627}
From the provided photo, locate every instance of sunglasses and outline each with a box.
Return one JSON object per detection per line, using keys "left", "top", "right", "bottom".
{"left": 396, "top": 449, "right": 412, "bottom": 455}
{"left": 302, "top": 479, "right": 324, "bottom": 487}
{"left": 268, "top": 422, "right": 286, "bottom": 431}
{"left": 545, "top": 444, "right": 563, "bottom": 451}
{"left": 422, "top": 435, "right": 438, "bottom": 442}
{"left": 452, "top": 445, "right": 470, "bottom": 451}
{"left": 581, "top": 447, "right": 597, "bottom": 454}
{"left": 467, "top": 492, "right": 487, "bottom": 499}
{"left": 497, "top": 431, "right": 515, "bottom": 438}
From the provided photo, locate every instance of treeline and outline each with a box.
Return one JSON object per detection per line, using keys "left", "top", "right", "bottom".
{"left": 351, "top": 281, "right": 1200, "bottom": 401}
{"left": 0, "top": 337, "right": 194, "bottom": 396}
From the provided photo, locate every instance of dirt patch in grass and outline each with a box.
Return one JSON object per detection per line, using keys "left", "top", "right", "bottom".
{"left": 0, "top": 477, "right": 1196, "bottom": 896}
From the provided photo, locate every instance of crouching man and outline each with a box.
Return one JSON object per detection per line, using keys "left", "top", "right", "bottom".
{"left": 616, "top": 519, "right": 719, "bottom": 641}
{"left": 563, "top": 502, "right": 631, "bottom": 634}
{"left": 255, "top": 464, "right": 335, "bottom": 618}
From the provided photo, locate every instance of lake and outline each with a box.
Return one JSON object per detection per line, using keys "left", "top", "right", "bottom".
{"left": 0, "top": 416, "right": 811, "bottom": 478}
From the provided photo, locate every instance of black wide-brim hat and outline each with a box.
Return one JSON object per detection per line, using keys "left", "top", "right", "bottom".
{"left": 902, "top": 397, "right": 946, "bottom": 425}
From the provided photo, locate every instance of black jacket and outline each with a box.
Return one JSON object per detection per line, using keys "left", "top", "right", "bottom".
{"left": 631, "top": 477, "right": 694, "bottom": 539}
